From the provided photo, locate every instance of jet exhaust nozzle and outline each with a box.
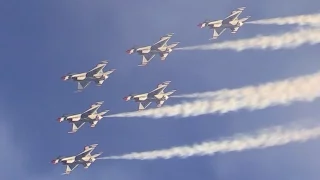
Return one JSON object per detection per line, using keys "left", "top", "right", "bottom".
{"left": 96, "top": 115, "right": 103, "bottom": 121}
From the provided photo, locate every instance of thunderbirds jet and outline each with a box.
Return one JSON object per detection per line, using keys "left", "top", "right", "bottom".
{"left": 126, "top": 33, "right": 179, "bottom": 66}
{"left": 51, "top": 144, "right": 102, "bottom": 175}
{"left": 123, "top": 81, "right": 176, "bottom": 110}
{"left": 57, "top": 101, "right": 109, "bottom": 133}
{"left": 197, "top": 7, "right": 250, "bottom": 40}
{"left": 61, "top": 60, "right": 116, "bottom": 92}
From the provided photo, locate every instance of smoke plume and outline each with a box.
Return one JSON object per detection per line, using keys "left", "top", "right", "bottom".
{"left": 99, "top": 121, "right": 320, "bottom": 160}
{"left": 247, "top": 13, "right": 320, "bottom": 26}
{"left": 175, "top": 28, "right": 320, "bottom": 51}
{"left": 105, "top": 71, "right": 320, "bottom": 119}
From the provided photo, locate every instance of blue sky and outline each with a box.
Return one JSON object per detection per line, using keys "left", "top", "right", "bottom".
{"left": 1, "top": 0, "right": 320, "bottom": 179}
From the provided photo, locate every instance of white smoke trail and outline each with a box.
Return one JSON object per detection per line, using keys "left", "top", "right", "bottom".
{"left": 247, "top": 13, "right": 320, "bottom": 26}
{"left": 105, "top": 71, "right": 320, "bottom": 119}
{"left": 175, "top": 28, "right": 320, "bottom": 51}
{"left": 172, "top": 73, "right": 319, "bottom": 99}
{"left": 172, "top": 89, "right": 247, "bottom": 99}
{"left": 99, "top": 121, "right": 320, "bottom": 160}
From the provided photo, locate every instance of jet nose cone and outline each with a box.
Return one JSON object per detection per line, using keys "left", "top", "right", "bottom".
{"left": 57, "top": 117, "right": 64, "bottom": 122}
{"left": 51, "top": 160, "right": 57, "bottom": 164}
{"left": 61, "top": 76, "right": 69, "bottom": 81}
{"left": 197, "top": 23, "right": 205, "bottom": 28}
{"left": 123, "top": 96, "right": 130, "bottom": 101}
{"left": 126, "top": 49, "right": 133, "bottom": 54}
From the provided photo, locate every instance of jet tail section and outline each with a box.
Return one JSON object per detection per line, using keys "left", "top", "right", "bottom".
{"left": 239, "top": 16, "right": 251, "bottom": 23}
{"left": 167, "top": 42, "right": 180, "bottom": 49}
{"left": 165, "top": 90, "right": 177, "bottom": 96}
{"left": 104, "top": 69, "right": 116, "bottom": 75}
{"left": 92, "top": 152, "right": 103, "bottom": 158}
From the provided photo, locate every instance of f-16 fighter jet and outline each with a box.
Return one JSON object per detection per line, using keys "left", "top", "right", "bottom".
{"left": 197, "top": 7, "right": 250, "bottom": 40}
{"left": 126, "top": 33, "right": 179, "bottom": 66}
{"left": 51, "top": 144, "right": 103, "bottom": 175}
{"left": 57, "top": 101, "right": 109, "bottom": 133}
{"left": 123, "top": 81, "right": 176, "bottom": 110}
{"left": 61, "top": 60, "right": 116, "bottom": 92}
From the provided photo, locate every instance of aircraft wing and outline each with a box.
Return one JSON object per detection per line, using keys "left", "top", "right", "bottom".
{"left": 75, "top": 144, "right": 98, "bottom": 158}
{"left": 223, "top": 7, "right": 246, "bottom": 22}
{"left": 86, "top": 61, "right": 108, "bottom": 77}
{"left": 63, "top": 163, "right": 79, "bottom": 175}
{"left": 82, "top": 101, "right": 103, "bottom": 116}
{"left": 139, "top": 53, "right": 156, "bottom": 66}
{"left": 148, "top": 81, "right": 171, "bottom": 96}
{"left": 68, "top": 121, "right": 85, "bottom": 133}
{"left": 138, "top": 101, "right": 152, "bottom": 110}
{"left": 210, "top": 27, "right": 226, "bottom": 40}
{"left": 151, "top": 33, "right": 174, "bottom": 49}
{"left": 77, "top": 81, "right": 91, "bottom": 91}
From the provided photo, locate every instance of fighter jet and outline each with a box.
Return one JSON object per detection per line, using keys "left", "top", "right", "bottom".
{"left": 126, "top": 33, "right": 180, "bottom": 66}
{"left": 61, "top": 60, "right": 116, "bottom": 92}
{"left": 57, "top": 101, "right": 109, "bottom": 133}
{"left": 123, "top": 81, "right": 176, "bottom": 110}
{"left": 51, "top": 144, "right": 103, "bottom": 175}
{"left": 197, "top": 7, "right": 250, "bottom": 40}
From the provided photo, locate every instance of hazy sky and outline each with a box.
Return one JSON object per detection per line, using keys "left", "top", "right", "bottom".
{"left": 1, "top": 0, "right": 320, "bottom": 179}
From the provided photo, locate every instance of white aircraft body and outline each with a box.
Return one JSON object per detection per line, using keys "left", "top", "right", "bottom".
{"left": 197, "top": 7, "right": 250, "bottom": 40}
{"left": 57, "top": 101, "right": 109, "bottom": 133}
{"left": 126, "top": 33, "right": 179, "bottom": 66}
{"left": 123, "top": 81, "right": 176, "bottom": 110}
{"left": 61, "top": 60, "right": 116, "bottom": 92}
{"left": 51, "top": 144, "right": 102, "bottom": 175}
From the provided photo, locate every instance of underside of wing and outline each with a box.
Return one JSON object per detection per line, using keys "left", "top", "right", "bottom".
{"left": 78, "top": 81, "right": 91, "bottom": 90}
{"left": 82, "top": 104, "right": 101, "bottom": 116}
{"left": 149, "top": 81, "right": 171, "bottom": 96}
{"left": 65, "top": 163, "right": 79, "bottom": 174}
{"left": 139, "top": 54, "right": 155, "bottom": 66}
{"left": 149, "top": 86, "right": 167, "bottom": 96}
{"left": 152, "top": 33, "right": 173, "bottom": 48}
{"left": 211, "top": 27, "right": 226, "bottom": 39}
{"left": 69, "top": 121, "right": 86, "bottom": 133}
{"left": 87, "top": 61, "right": 108, "bottom": 76}
{"left": 138, "top": 101, "right": 152, "bottom": 110}
{"left": 224, "top": 8, "right": 243, "bottom": 22}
